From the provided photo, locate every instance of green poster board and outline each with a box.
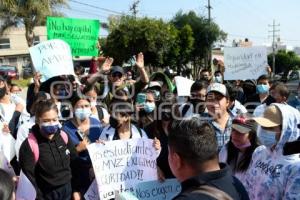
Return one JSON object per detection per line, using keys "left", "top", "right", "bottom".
{"left": 47, "top": 17, "right": 100, "bottom": 56}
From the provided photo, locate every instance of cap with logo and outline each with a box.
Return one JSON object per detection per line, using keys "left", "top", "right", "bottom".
{"left": 207, "top": 83, "right": 228, "bottom": 97}
{"left": 232, "top": 116, "right": 255, "bottom": 134}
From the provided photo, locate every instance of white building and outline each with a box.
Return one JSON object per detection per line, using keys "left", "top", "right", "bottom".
{"left": 0, "top": 26, "right": 47, "bottom": 74}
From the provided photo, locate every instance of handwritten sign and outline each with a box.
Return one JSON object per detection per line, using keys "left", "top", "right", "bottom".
{"left": 47, "top": 17, "right": 100, "bottom": 56}
{"left": 29, "top": 39, "right": 75, "bottom": 82}
{"left": 87, "top": 139, "right": 158, "bottom": 200}
{"left": 117, "top": 179, "right": 181, "bottom": 200}
{"left": 174, "top": 76, "right": 194, "bottom": 96}
{"left": 224, "top": 46, "right": 268, "bottom": 80}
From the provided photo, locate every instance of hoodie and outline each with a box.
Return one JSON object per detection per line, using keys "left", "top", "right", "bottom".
{"left": 19, "top": 124, "right": 80, "bottom": 199}
{"left": 244, "top": 103, "right": 300, "bottom": 200}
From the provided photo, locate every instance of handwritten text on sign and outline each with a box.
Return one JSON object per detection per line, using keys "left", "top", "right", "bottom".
{"left": 224, "top": 46, "right": 268, "bottom": 80}
{"left": 87, "top": 139, "right": 158, "bottom": 200}
{"left": 47, "top": 17, "right": 100, "bottom": 56}
{"left": 29, "top": 39, "right": 74, "bottom": 82}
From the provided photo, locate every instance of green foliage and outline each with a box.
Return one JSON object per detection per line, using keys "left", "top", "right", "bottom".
{"left": 268, "top": 50, "right": 300, "bottom": 74}
{"left": 103, "top": 11, "right": 225, "bottom": 74}
{"left": 0, "top": 0, "right": 67, "bottom": 46}
{"left": 103, "top": 16, "right": 180, "bottom": 67}
{"left": 171, "top": 11, "right": 227, "bottom": 62}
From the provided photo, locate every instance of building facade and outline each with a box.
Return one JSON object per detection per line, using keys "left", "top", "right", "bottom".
{"left": 0, "top": 26, "right": 47, "bottom": 76}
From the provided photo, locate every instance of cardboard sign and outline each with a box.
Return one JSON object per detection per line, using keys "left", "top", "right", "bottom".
{"left": 87, "top": 139, "right": 158, "bottom": 200}
{"left": 224, "top": 46, "right": 268, "bottom": 80}
{"left": 117, "top": 179, "right": 181, "bottom": 200}
{"left": 47, "top": 17, "right": 100, "bottom": 56}
{"left": 29, "top": 39, "right": 75, "bottom": 81}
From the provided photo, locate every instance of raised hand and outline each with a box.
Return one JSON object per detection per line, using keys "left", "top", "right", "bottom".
{"left": 101, "top": 57, "right": 114, "bottom": 72}
{"left": 135, "top": 52, "right": 144, "bottom": 69}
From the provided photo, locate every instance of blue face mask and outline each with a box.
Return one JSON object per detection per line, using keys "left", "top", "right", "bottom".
{"left": 259, "top": 129, "right": 277, "bottom": 148}
{"left": 144, "top": 102, "right": 155, "bottom": 113}
{"left": 256, "top": 84, "right": 269, "bottom": 94}
{"left": 40, "top": 123, "right": 60, "bottom": 136}
{"left": 75, "top": 108, "right": 91, "bottom": 120}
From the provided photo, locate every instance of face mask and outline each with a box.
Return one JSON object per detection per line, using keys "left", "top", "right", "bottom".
{"left": 144, "top": 102, "right": 155, "bottom": 113}
{"left": 214, "top": 76, "right": 222, "bottom": 83}
{"left": 40, "top": 122, "right": 60, "bottom": 136}
{"left": 127, "top": 76, "right": 132, "bottom": 80}
{"left": 90, "top": 101, "right": 97, "bottom": 107}
{"left": 0, "top": 87, "right": 6, "bottom": 98}
{"left": 176, "top": 96, "right": 186, "bottom": 104}
{"left": 109, "top": 116, "right": 119, "bottom": 128}
{"left": 75, "top": 108, "right": 91, "bottom": 120}
{"left": 190, "top": 99, "right": 206, "bottom": 113}
{"left": 232, "top": 141, "right": 251, "bottom": 149}
{"left": 153, "top": 90, "right": 160, "bottom": 100}
{"left": 256, "top": 84, "right": 269, "bottom": 94}
{"left": 259, "top": 129, "right": 277, "bottom": 148}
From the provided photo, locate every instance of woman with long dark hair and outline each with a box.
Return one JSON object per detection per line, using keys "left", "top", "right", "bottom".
{"left": 219, "top": 115, "right": 261, "bottom": 184}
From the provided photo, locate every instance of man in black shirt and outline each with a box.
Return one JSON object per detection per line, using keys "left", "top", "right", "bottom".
{"left": 168, "top": 117, "right": 249, "bottom": 200}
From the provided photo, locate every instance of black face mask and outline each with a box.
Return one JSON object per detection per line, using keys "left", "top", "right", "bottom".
{"left": 109, "top": 116, "right": 119, "bottom": 129}
{"left": 190, "top": 98, "right": 206, "bottom": 114}
{"left": 0, "top": 87, "right": 6, "bottom": 99}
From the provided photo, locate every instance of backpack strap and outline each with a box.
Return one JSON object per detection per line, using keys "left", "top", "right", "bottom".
{"left": 27, "top": 131, "right": 68, "bottom": 164}
{"left": 28, "top": 133, "right": 39, "bottom": 163}
{"left": 95, "top": 105, "right": 104, "bottom": 120}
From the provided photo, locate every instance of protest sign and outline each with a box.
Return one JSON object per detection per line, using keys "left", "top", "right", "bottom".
{"left": 117, "top": 179, "right": 181, "bottom": 200}
{"left": 0, "top": 131, "right": 16, "bottom": 161}
{"left": 224, "top": 46, "right": 268, "bottom": 80}
{"left": 174, "top": 76, "right": 194, "bottom": 96}
{"left": 84, "top": 180, "right": 100, "bottom": 200}
{"left": 87, "top": 138, "right": 158, "bottom": 200}
{"left": 16, "top": 171, "right": 36, "bottom": 200}
{"left": 47, "top": 17, "right": 100, "bottom": 56}
{"left": 29, "top": 39, "right": 75, "bottom": 82}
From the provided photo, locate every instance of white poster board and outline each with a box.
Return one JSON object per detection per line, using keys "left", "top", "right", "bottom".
{"left": 87, "top": 139, "right": 158, "bottom": 200}
{"left": 174, "top": 76, "right": 194, "bottom": 96}
{"left": 224, "top": 46, "right": 268, "bottom": 80}
{"left": 29, "top": 39, "right": 75, "bottom": 82}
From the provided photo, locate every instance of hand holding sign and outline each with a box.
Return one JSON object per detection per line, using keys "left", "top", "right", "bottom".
{"left": 29, "top": 39, "right": 75, "bottom": 82}
{"left": 101, "top": 57, "right": 114, "bottom": 73}
{"left": 135, "top": 52, "right": 144, "bottom": 69}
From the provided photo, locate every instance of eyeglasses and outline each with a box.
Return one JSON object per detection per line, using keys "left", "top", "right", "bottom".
{"left": 206, "top": 93, "right": 225, "bottom": 102}
{"left": 111, "top": 72, "right": 123, "bottom": 78}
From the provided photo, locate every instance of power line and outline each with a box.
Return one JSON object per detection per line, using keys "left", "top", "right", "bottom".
{"left": 65, "top": 7, "right": 109, "bottom": 21}
{"left": 69, "top": 0, "right": 124, "bottom": 15}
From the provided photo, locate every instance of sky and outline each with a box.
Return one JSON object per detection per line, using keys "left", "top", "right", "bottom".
{"left": 62, "top": 0, "right": 300, "bottom": 47}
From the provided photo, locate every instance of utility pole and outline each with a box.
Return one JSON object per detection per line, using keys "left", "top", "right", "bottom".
{"left": 268, "top": 19, "right": 280, "bottom": 76}
{"left": 130, "top": 0, "right": 140, "bottom": 18}
{"left": 206, "top": 0, "right": 213, "bottom": 69}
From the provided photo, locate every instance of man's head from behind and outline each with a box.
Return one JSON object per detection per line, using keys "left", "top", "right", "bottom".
{"left": 168, "top": 117, "right": 218, "bottom": 181}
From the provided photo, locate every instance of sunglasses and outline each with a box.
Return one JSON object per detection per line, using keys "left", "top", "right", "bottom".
{"left": 111, "top": 72, "right": 123, "bottom": 78}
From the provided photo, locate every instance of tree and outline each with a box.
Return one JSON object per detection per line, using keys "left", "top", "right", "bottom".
{"left": 171, "top": 11, "right": 227, "bottom": 78}
{"left": 102, "top": 15, "right": 180, "bottom": 69}
{"left": 268, "top": 50, "right": 300, "bottom": 78}
{"left": 0, "top": 0, "right": 67, "bottom": 47}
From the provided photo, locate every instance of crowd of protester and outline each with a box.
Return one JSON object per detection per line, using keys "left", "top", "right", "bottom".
{"left": 0, "top": 52, "right": 300, "bottom": 200}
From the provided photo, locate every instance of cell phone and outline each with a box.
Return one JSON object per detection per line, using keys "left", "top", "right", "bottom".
{"left": 136, "top": 93, "right": 146, "bottom": 105}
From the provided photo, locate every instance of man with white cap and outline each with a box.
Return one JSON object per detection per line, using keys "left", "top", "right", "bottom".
{"left": 205, "top": 83, "right": 233, "bottom": 150}
{"left": 244, "top": 103, "right": 300, "bottom": 200}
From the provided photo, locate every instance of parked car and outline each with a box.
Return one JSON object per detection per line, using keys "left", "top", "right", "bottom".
{"left": 0, "top": 65, "right": 19, "bottom": 80}
{"left": 22, "top": 63, "right": 34, "bottom": 79}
